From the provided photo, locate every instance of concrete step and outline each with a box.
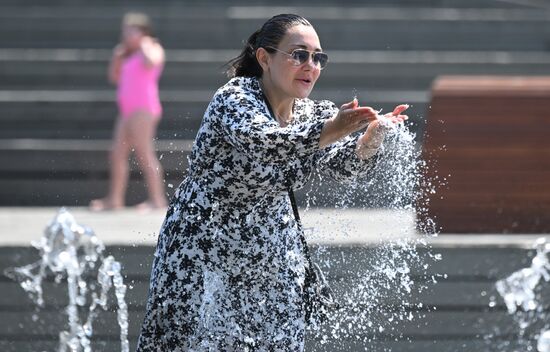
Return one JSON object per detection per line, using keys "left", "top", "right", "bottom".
{"left": 0, "top": 139, "right": 190, "bottom": 206}
{"left": 0, "top": 309, "right": 523, "bottom": 342}
{"left": 0, "top": 100, "right": 207, "bottom": 139}
{"left": 0, "top": 243, "right": 542, "bottom": 351}
{"left": 0, "top": 7, "right": 547, "bottom": 50}
{"left": 0, "top": 90, "right": 429, "bottom": 140}
{"left": 1, "top": 50, "right": 549, "bottom": 90}
{"left": 0, "top": 0, "right": 532, "bottom": 8}
{"left": 0, "top": 338, "right": 536, "bottom": 352}
{"left": 0, "top": 138, "right": 422, "bottom": 207}
{"left": 0, "top": 279, "right": 520, "bottom": 310}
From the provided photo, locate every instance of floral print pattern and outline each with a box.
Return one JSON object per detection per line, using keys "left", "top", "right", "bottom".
{"left": 136, "top": 76, "right": 379, "bottom": 351}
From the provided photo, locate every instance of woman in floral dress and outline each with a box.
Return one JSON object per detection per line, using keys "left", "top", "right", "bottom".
{"left": 136, "top": 13, "right": 408, "bottom": 352}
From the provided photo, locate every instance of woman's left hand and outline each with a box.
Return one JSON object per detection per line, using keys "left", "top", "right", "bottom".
{"left": 356, "top": 104, "right": 409, "bottom": 159}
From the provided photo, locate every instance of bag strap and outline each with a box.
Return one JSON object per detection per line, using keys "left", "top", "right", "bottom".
{"left": 262, "top": 92, "right": 313, "bottom": 262}
{"left": 288, "top": 188, "right": 311, "bottom": 255}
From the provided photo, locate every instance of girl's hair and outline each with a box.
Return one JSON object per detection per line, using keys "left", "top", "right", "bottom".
{"left": 225, "top": 14, "right": 311, "bottom": 78}
{"left": 122, "top": 12, "right": 153, "bottom": 36}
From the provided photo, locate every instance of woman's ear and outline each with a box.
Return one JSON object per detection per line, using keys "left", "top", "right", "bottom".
{"left": 256, "top": 47, "right": 270, "bottom": 72}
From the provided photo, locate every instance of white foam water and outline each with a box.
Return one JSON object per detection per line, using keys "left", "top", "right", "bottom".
{"left": 302, "top": 111, "right": 440, "bottom": 350}
{"left": 539, "top": 330, "right": 550, "bottom": 352}
{"left": 494, "top": 237, "right": 550, "bottom": 351}
{"left": 4, "top": 208, "right": 129, "bottom": 352}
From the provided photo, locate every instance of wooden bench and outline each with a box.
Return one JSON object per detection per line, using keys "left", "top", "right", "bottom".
{"left": 419, "top": 76, "right": 550, "bottom": 233}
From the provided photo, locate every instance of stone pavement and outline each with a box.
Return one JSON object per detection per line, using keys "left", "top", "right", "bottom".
{"left": 0, "top": 206, "right": 546, "bottom": 248}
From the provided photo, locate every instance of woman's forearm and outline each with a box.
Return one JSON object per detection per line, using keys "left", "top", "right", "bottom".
{"left": 319, "top": 114, "right": 370, "bottom": 149}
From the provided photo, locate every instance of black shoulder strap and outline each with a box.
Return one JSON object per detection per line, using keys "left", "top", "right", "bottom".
{"left": 288, "top": 188, "right": 301, "bottom": 223}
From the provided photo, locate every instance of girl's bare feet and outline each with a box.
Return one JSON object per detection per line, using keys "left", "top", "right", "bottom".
{"left": 89, "top": 198, "right": 124, "bottom": 212}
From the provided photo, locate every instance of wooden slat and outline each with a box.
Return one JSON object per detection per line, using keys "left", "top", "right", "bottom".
{"left": 420, "top": 76, "right": 550, "bottom": 233}
{"left": 432, "top": 76, "right": 550, "bottom": 97}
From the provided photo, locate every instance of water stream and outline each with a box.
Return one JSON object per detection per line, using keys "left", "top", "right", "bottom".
{"left": 495, "top": 237, "right": 550, "bottom": 352}
{"left": 4, "top": 208, "right": 129, "bottom": 352}
{"left": 300, "top": 113, "right": 440, "bottom": 350}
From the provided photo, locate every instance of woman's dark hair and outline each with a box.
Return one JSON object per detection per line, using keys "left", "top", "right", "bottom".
{"left": 225, "top": 14, "right": 311, "bottom": 78}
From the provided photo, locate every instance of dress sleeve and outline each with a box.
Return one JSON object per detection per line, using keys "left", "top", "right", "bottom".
{"left": 313, "top": 101, "right": 381, "bottom": 182}
{"left": 316, "top": 135, "right": 381, "bottom": 182}
{"left": 214, "top": 82, "right": 325, "bottom": 165}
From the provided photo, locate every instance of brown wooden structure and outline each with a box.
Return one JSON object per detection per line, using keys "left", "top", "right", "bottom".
{"left": 419, "top": 76, "right": 550, "bottom": 233}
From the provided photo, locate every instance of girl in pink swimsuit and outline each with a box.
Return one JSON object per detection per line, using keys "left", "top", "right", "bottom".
{"left": 90, "top": 13, "right": 167, "bottom": 211}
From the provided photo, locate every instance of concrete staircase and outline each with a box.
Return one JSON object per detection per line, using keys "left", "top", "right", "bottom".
{"left": 0, "top": 242, "right": 540, "bottom": 351}
{"left": 1, "top": 0, "right": 549, "bottom": 206}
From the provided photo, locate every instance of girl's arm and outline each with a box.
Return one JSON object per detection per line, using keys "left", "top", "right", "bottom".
{"left": 140, "top": 37, "right": 165, "bottom": 68}
{"left": 108, "top": 44, "right": 126, "bottom": 85}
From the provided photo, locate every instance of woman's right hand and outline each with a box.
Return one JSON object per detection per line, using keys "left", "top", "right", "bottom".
{"left": 319, "top": 98, "right": 379, "bottom": 148}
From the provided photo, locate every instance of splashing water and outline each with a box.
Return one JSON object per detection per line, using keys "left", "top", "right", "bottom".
{"left": 302, "top": 109, "right": 440, "bottom": 349}
{"left": 496, "top": 238, "right": 550, "bottom": 315}
{"left": 4, "top": 208, "right": 129, "bottom": 352}
{"left": 539, "top": 330, "right": 550, "bottom": 352}
{"left": 494, "top": 237, "right": 550, "bottom": 351}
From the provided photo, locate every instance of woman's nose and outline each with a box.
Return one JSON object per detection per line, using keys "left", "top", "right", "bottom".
{"left": 304, "top": 56, "right": 318, "bottom": 71}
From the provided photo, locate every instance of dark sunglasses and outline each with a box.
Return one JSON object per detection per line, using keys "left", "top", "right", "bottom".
{"left": 266, "top": 46, "right": 329, "bottom": 69}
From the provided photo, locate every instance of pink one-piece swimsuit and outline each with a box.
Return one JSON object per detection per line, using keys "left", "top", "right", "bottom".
{"left": 117, "top": 52, "right": 163, "bottom": 119}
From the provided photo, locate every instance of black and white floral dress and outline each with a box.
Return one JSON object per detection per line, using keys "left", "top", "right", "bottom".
{"left": 136, "top": 76, "right": 379, "bottom": 351}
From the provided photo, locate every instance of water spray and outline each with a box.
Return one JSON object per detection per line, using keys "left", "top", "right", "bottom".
{"left": 4, "top": 208, "right": 129, "bottom": 352}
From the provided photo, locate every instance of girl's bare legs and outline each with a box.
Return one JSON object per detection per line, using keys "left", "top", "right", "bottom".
{"left": 90, "top": 117, "right": 132, "bottom": 210}
{"left": 127, "top": 111, "right": 167, "bottom": 209}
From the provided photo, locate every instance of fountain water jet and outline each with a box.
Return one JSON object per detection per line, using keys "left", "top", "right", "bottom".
{"left": 4, "top": 208, "right": 129, "bottom": 352}
{"left": 301, "top": 110, "right": 441, "bottom": 350}
{"left": 495, "top": 237, "right": 550, "bottom": 351}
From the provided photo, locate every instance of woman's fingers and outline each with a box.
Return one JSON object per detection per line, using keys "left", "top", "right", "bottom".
{"left": 391, "top": 114, "right": 408, "bottom": 122}
{"left": 340, "top": 98, "right": 359, "bottom": 111}
{"left": 392, "top": 104, "right": 409, "bottom": 116}
{"left": 383, "top": 112, "right": 408, "bottom": 122}
{"left": 346, "top": 108, "right": 379, "bottom": 127}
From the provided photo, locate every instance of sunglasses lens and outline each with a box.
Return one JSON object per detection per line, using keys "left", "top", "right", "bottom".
{"left": 292, "top": 50, "right": 310, "bottom": 65}
{"left": 289, "top": 49, "right": 329, "bottom": 69}
{"left": 314, "top": 53, "right": 328, "bottom": 68}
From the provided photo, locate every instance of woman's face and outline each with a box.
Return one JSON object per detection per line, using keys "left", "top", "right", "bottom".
{"left": 264, "top": 24, "right": 323, "bottom": 99}
{"left": 122, "top": 25, "right": 144, "bottom": 50}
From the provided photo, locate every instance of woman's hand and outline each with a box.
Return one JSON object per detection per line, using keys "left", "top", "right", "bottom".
{"left": 319, "top": 98, "right": 379, "bottom": 148}
{"left": 356, "top": 104, "right": 409, "bottom": 159}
